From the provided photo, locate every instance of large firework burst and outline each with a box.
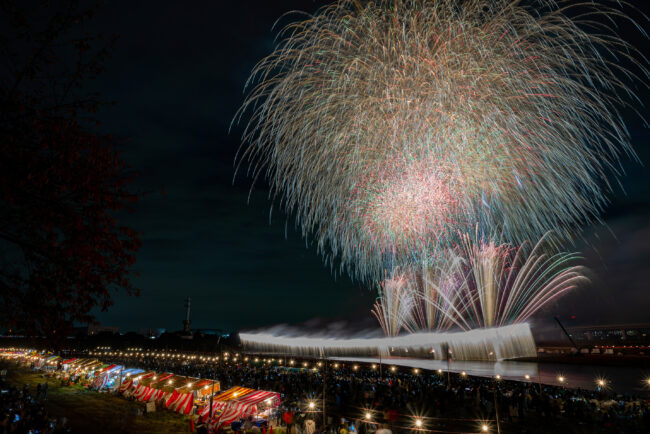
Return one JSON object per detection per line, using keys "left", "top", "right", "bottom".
{"left": 236, "top": 0, "right": 645, "bottom": 281}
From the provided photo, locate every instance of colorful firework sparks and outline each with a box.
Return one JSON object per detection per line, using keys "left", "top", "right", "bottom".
{"left": 371, "top": 272, "right": 417, "bottom": 337}
{"left": 236, "top": 0, "right": 646, "bottom": 281}
{"left": 351, "top": 157, "right": 462, "bottom": 251}
{"left": 375, "top": 232, "right": 589, "bottom": 335}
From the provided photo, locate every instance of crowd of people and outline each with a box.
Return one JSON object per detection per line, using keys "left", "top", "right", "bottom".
{"left": 80, "top": 350, "right": 650, "bottom": 433}
{"left": 0, "top": 375, "right": 69, "bottom": 434}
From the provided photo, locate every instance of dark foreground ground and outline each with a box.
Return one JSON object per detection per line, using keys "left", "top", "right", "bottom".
{"left": 1, "top": 362, "right": 190, "bottom": 434}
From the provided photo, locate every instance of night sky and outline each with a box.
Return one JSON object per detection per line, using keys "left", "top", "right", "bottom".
{"left": 89, "top": 1, "right": 649, "bottom": 333}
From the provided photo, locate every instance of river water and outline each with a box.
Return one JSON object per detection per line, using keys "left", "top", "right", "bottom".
{"left": 330, "top": 356, "right": 650, "bottom": 395}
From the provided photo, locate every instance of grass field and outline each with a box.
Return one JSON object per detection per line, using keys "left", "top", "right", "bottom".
{"left": 2, "top": 362, "right": 191, "bottom": 433}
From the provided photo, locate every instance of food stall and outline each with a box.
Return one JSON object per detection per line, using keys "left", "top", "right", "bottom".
{"left": 205, "top": 387, "right": 281, "bottom": 431}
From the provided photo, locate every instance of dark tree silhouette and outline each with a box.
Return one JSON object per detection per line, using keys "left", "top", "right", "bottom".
{"left": 0, "top": 0, "right": 141, "bottom": 336}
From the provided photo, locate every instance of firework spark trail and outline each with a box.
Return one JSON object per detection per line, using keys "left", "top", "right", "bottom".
{"left": 371, "top": 273, "right": 417, "bottom": 337}
{"left": 377, "top": 232, "right": 589, "bottom": 333}
{"left": 236, "top": 0, "right": 647, "bottom": 282}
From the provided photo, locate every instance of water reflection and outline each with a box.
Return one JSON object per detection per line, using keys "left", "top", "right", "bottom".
{"left": 331, "top": 356, "right": 649, "bottom": 395}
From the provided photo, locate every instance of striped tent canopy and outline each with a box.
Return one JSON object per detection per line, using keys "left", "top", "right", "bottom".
{"left": 65, "top": 359, "right": 104, "bottom": 376}
{"left": 156, "top": 375, "right": 204, "bottom": 415}
{"left": 90, "top": 363, "right": 115, "bottom": 378}
{"left": 122, "top": 368, "right": 145, "bottom": 377}
{"left": 175, "top": 377, "right": 219, "bottom": 398}
{"left": 33, "top": 354, "right": 59, "bottom": 367}
{"left": 116, "top": 369, "right": 144, "bottom": 393}
{"left": 129, "top": 375, "right": 215, "bottom": 415}
{"left": 208, "top": 402, "right": 257, "bottom": 432}
{"left": 198, "top": 386, "right": 255, "bottom": 421}
{"left": 38, "top": 355, "right": 61, "bottom": 366}
{"left": 66, "top": 358, "right": 86, "bottom": 367}
{"left": 148, "top": 375, "right": 194, "bottom": 392}
{"left": 197, "top": 386, "right": 249, "bottom": 423}
{"left": 198, "top": 401, "right": 228, "bottom": 423}
{"left": 82, "top": 360, "right": 104, "bottom": 371}
{"left": 138, "top": 372, "right": 174, "bottom": 387}
{"left": 132, "top": 373, "right": 175, "bottom": 403}
{"left": 165, "top": 389, "right": 194, "bottom": 415}
{"left": 204, "top": 388, "right": 281, "bottom": 427}
{"left": 133, "top": 371, "right": 157, "bottom": 381}
{"left": 133, "top": 383, "right": 157, "bottom": 402}
{"left": 92, "top": 373, "right": 109, "bottom": 390}
{"left": 119, "top": 378, "right": 134, "bottom": 393}
{"left": 119, "top": 371, "right": 152, "bottom": 395}
{"left": 122, "top": 371, "right": 155, "bottom": 396}
{"left": 78, "top": 362, "right": 105, "bottom": 377}
{"left": 117, "top": 367, "right": 145, "bottom": 391}
{"left": 215, "top": 386, "right": 255, "bottom": 402}
{"left": 91, "top": 365, "right": 123, "bottom": 390}
{"left": 130, "top": 373, "right": 208, "bottom": 412}
{"left": 232, "top": 390, "right": 281, "bottom": 407}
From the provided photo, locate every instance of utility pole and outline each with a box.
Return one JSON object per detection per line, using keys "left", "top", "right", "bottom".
{"left": 209, "top": 376, "right": 216, "bottom": 426}
{"left": 446, "top": 349, "right": 451, "bottom": 386}
{"left": 322, "top": 355, "right": 326, "bottom": 429}
{"left": 493, "top": 380, "right": 501, "bottom": 434}
{"left": 183, "top": 297, "right": 191, "bottom": 333}
{"left": 117, "top": 367, "right": 124, "bottom": 395}
{"left": 379, "top": 353, "right": 383, "bottom": 379}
